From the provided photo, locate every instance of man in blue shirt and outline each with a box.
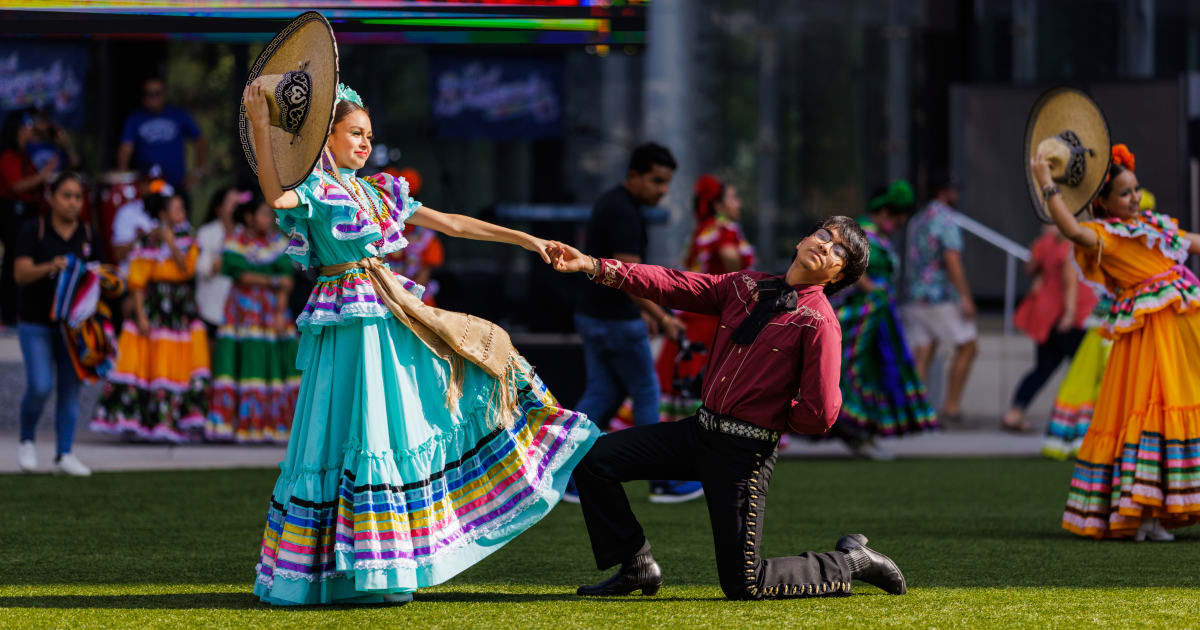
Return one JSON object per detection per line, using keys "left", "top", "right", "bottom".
{"left": 117, "top": 77, "right": 207, "bottom": 190}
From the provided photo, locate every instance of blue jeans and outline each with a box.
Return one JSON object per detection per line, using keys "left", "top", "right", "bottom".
{"left": 18, "top": 322, "right": 82, "bottom": 456}
{"left": 574, "top": 313, "right": 660, "bottom": 430}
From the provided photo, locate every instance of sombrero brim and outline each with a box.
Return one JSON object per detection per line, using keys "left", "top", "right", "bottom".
{"left": 238, "top": 11, "right": 338, "bottom": 191}
{"left": 1024, "top": 87, "right": 1111, "bottom": 224}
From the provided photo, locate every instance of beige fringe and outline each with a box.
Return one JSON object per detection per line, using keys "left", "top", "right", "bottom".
{"left": 319, "top": 256, "right": 523, "bottom": 429}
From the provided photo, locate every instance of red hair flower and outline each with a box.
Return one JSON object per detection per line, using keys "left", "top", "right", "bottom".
{"left": 1112, "top": 144, "right": 1135, "bottom": 171}
{"left": 693, "top": 173, "right": 723, "bottom": 220}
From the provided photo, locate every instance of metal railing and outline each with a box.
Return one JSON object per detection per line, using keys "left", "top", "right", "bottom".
{"left": 951, "top": 212, "right": 1031, "bottom": 336}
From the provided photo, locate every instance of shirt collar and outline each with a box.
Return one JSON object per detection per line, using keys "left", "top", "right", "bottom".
{"left": 791, "top": 283, "right": 825, "bottom": 296}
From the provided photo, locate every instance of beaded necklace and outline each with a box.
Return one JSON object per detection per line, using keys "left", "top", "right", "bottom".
{"left": 323, "top": 166, "right": 387, "bottom": 226}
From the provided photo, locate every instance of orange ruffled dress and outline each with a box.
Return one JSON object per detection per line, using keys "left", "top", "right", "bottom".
{"left": 1063, "top": 210, "right": 1200, "bottom": 538}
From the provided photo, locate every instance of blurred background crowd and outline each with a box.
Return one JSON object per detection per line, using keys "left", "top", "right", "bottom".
{"left": 6, "top": 0, "right": 1200, "bottom": 471}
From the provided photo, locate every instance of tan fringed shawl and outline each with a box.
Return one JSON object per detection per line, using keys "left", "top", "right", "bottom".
{"left": 320, "top": 257, "right": 527, "bottom": 429}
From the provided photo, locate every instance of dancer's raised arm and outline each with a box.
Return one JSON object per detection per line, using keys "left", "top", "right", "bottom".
{"left": 1031, "top": 152, "right": 1097, "bottom": 249}
{"left": 242, "top": 80, "right": 299, "bottom": 210}
{"left": 407, "top": 205, "right": 552, "bottom": 263}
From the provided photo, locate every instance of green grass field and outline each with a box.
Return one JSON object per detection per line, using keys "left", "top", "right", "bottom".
{"left": 1, "top": 458, "right": 1197, "bottom": 629}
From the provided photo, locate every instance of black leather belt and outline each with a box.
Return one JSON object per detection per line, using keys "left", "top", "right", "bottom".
{"left": 697, "top": 406, "right": 781, "bottom": 443}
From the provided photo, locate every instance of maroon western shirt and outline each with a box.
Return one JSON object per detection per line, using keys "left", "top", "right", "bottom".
{"left": 591, "top": 258, "right": 842, "bottom": 435}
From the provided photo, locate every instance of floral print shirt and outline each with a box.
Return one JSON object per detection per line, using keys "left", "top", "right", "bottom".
{"left": 903, "top": 200, "right": 963, "bottom": 304}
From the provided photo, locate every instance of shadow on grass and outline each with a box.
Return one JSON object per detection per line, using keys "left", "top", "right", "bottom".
{"left": 417, "top": 592, "right": 725, "bottom": 604}
{"left": 0, "top": 591, "right": 724, "bottom": 610}
{"left": 0, "top": 593, "right": 262, "bottom": 610}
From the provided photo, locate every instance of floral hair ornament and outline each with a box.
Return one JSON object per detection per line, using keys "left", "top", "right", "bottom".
{"left": 1111, "top": 144, "right": 1135, "bottom": 172}
{"left": 336, "top": 83, "right": 364, "bottom": 107}
{"left": 693, "top": 174, "right": 723, "bottom": 220}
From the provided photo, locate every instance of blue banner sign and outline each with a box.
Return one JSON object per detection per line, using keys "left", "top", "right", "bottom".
{"left": 431, "top": 55, "right": 563, "bottom": 139}
{"left": 0, "top": 42, "right": 90, "bottom": 129}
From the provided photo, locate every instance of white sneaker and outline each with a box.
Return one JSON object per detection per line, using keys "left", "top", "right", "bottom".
{"left": 17, "top": 440, "right": 37, "bottom": 472}
{"left": 1150, "top": 519, "right": 1175, "bottom": 542}
{"left": 55, "top": 453, "right": 92, "bottom": 477}
{"left": 850, "top": 440, "right": 896, "bottom": 461}
{"left": 1134, "top": 518, "right": 1174, "bottom": 542}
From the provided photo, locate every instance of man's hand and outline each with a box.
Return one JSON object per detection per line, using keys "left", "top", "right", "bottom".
{"left": 640, "top": 311, "right": 660, "bottom": 336}
{"left": 548, "top": 241, "right": 594, "bottom": 274}
{"left": 960, "top": 297, "right": 977, "bottom": 320}
{"left": 661, "top": 314, "right": 685, "bottom": 340}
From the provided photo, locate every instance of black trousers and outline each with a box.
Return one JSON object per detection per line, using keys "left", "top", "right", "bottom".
{"left": 574, "top": 415, "right": 854, "bottom": 600}
{"left": 1011, "top": 326, "right": 1086, "bottom": 409}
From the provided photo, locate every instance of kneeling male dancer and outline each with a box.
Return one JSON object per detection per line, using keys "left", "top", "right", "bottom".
{"left": 548, "top": 216, "right": 907, "bottom": 600}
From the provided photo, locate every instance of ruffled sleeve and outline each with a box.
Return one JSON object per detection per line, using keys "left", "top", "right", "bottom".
{"left": 1074, "top": 222, "right": 1115, "bottom": 297}
{"left": 276, "top": 173, "right": 322, "bottom": 268}
{"left": 362, "top": 171, "right": 422, "bottom": 225}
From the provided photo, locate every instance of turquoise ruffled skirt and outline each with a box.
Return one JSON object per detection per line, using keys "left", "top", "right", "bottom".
{"left": 252, "top": 317, "right": 599, "bottom": 605}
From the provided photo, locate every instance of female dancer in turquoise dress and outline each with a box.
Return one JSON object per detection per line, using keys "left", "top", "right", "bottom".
{"left": 242, "top": 81, "right": 599, "bottom": 605}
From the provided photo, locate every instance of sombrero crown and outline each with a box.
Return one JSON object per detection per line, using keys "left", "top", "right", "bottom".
{"left": 239, "top": 11, "right": 339, "bottom": 191}
{"left": 1024, "top": 86, "right": 1112, "bottom": 223}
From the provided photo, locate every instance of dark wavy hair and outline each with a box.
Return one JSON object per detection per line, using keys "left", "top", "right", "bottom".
{"left": 816, "top": 215, "right": 869, "bottom": 296}
{"left": 628, "top": 142, "right": 677, "bottom": 174}
{"left": 1090, "top": 162, "right": 1131, "bottom": 218}
{"left": 48, "top": 171, "right": 84, "bottom": 196}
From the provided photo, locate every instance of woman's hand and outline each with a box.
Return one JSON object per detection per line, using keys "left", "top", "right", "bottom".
{"left": 547, "top": 241, "right": 594, "bottom": 274}
{"left": 273, "top": 308, "right": 291, "bottom": 333}
{"left": 1031, "top": 152, "right": 1055, "bottom": 189}
{"left": 1056, "top": 310, "right": 1075, "bottom": 333}
{"left": 522, "top": 235, "right": 553, "bottom": 264}
{"left": 136, "top": 310, "right": 151, "bottom": 336}
{"left": 242, "top": 79, "right": 271, "bottom": 131}
{"left": 38, "top": 155, "right": 59, "bottom": 181}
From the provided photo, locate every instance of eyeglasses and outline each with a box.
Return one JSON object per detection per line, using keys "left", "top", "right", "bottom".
{"left": 812, "top": 228, "right": 849, "bottom": 262}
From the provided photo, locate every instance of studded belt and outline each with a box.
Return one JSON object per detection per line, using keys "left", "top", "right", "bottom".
{"left": 697, "top": 407, "right": 781, "bottom": 443}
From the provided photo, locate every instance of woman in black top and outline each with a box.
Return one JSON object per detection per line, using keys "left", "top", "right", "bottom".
{"left": 13, "top": 172, "right": 95, "bottom": 476}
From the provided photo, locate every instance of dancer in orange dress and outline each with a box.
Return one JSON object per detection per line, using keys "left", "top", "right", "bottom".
{"left": 1033, "top": 143, "right": 1200, "bottom": 540}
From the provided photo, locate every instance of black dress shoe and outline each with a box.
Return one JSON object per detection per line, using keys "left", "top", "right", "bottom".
{"left": 836, "top": 533, "right": 907, "bottom": 595}
{"left": 577, "top": 549, "right": 663, "bottom": 596}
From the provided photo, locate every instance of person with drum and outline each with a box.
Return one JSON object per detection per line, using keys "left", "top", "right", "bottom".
{"left": 1029, "top": 88, "right": 1200, "bottom": 541}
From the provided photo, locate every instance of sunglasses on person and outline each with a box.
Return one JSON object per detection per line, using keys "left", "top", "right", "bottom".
{"left": 811, "top": 228, "right": 849, "bottom": 262}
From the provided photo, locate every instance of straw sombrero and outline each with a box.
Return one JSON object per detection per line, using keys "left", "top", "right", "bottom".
{"left": 1024, "top": 87, "right": 1111, "bottom": 223}
{"left": 238, "top": 11, "right": 339, "bottom": 191}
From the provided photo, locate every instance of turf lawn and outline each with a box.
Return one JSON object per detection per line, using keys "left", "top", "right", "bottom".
{"left": 1, "top": 458, "right": 1197, "bottom": 629}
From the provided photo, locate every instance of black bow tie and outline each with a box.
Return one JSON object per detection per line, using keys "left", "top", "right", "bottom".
{"left": 731, "top": 278, "right": 798, "bottom": 345}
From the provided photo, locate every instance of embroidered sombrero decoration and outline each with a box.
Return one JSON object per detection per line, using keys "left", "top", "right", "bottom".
{"left": 238, "top": 11, "right": 339, "bottom": 191}
{"left": 1024, "top": 86, "right": 1111, "bottom": 223}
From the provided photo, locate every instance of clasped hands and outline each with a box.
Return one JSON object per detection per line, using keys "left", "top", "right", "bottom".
{"left": 545, "top": 241, "right": 595, "bottom": 274}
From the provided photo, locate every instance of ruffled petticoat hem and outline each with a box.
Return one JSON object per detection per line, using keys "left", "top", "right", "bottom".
{"left": 251, "top": 407, "right": 598, "bottom": 605}
{"left": 1042, "top": 400, "right": 1093, "bottom": 460}
{"left": 1062, "top": 404, "right": 1200, "bottom": 538}
{"left": 88, "top": 413, "right": 207, "bottom": 443}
